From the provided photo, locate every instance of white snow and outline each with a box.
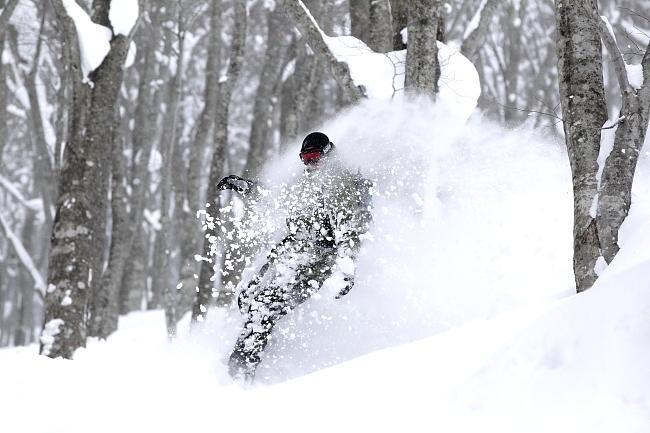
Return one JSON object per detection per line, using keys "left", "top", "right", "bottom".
{"left": 2, "top": 101, "right": 649, "bottom": 433}
{"left": 38, "top": 318, "right": 64, "bottom": 357}
{"left": 109, "top": 0, "right": 139, "bottom": 36}
{"left": 62, "top": 0, "right": 112, "bottom": 79}
{"left": 324, "top": 35, "right": 481, "bottom": 119}
{"left": 625, "top": 64, "right": 644, "bottom": 90}
{"left": 298, "top": 0, "right": 480, "bottom": 118}
{"left": 125, "top": 41, "right": 137, "bottom": 68}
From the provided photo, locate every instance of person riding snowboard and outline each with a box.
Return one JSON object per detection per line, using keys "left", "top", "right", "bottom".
{"left": 217, "top": 132, "right": 373, "bottom": 381}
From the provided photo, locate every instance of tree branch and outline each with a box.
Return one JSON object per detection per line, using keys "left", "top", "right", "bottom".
{"left": 460, "top": 0, "right": 501, "bottom": 59}
{"left": 0, "top": 212, "right": 46, "bottom": 299}
{"left": 0, "top": 0, "right": 19, "bottom": 37}
{"left": 596, "top": 14, "right": 632, "bottom": 94}
{"left": 277, "top": 0, "right": 366, "bottom": 103}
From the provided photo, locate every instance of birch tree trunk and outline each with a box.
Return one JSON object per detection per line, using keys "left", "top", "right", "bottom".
{"left": 40, "top": 0, "right": 132, "bottom": 358}
{"left": 554, "top": 0, "right": 607, "bottom": 292}
{"left": 193, "top": 0, "right": 247, "bottom": 322}
{"left": 594, "top": 15, "right": 650, "bottom": 264}
{"left": 404, "top": 0, "right": 442, "bottom": 98}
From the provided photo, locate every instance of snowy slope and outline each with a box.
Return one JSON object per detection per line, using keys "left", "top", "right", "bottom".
{"left": 1, "top": 103, "right": 649, "bottom": 433}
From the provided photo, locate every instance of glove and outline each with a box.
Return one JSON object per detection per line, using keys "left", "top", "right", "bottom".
{"left": 217, "top": 175, "right": 255, "bottom": 195}
{"left": 335, "top": 276, "right": 354, "bottom": 299}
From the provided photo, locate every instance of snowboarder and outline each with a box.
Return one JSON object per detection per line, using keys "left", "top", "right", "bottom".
{"left": 217, "top": 132, "right": 373, "bottom": 381}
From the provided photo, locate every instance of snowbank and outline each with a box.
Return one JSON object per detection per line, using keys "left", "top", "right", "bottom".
{"left": 2, "top": 103, "right": 649, "bottom": 433}
{"left": 325, "top": 36, "right": 481, "bottom": 120}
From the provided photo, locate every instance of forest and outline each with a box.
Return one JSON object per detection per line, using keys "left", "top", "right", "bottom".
{"left": 1, "top": 0, "right": 650, "bottom": 431}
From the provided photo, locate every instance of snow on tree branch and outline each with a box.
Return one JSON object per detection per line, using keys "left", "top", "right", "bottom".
{"left": 278, "top": 0, "right": 367, "bottom": 103}
{"left": 61, "top": 0, "right": 112, "bottom": 79}
{"left": 109, "top": 0, "right": 139, "bottom": 36}
{"left": 597, "top": 15, "right": 634, "bottom": 92}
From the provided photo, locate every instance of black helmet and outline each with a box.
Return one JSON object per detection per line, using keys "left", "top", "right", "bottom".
{"left": 300, "top": 132, "right": 334, "bottom": 165}
{"left": 301, "top": 132, "right": 334, "bottom": 153}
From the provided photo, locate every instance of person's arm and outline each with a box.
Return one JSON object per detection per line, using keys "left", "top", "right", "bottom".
{"left": 217, "top": 175, "right": 261, "bottom": 197}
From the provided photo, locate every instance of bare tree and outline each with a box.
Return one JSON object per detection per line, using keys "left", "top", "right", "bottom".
{"left": 404, "top": 0, "right": 443, "bottom": 97}
{"left": 279, "top": 0, "right": 365, "bottom": 104}
{"left": 555, "top": 0, "right": 650, "bottom": 292}
{"left": 350, "top": 0, "right": 370, "bottom": 42}
{"left": 193, "top": 0, "right": 247, "bottom": 322}
{"left": 460, "top": 0, "right": 502, "bottom": 59}
{"left": 368, "top": 0, "right": 393, "bottom": 53}
{"left": 0, "top": 0, "right": 19, "bottom": 37}
{"left": 593, "top": 10, "right": 650, "bottom": 263}
{"left": 244, "top": 6, "right": 290, "bottom": 176}
{"left": 40, "top": 0, "right": 134, "bottom": 358}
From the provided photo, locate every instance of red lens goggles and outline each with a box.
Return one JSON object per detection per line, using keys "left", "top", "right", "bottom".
{"left": 300, "top": 150, "right": 323, "bottom": 165}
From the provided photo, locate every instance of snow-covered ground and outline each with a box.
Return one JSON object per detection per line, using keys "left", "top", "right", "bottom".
{"left": 2, "top": 100, "right": 649, "bottom": 432}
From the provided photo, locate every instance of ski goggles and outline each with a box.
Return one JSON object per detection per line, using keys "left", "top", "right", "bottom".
{"left": 300, "top": 142, "right": 332, "bottom": 165}
{"left": 300, "top": 150, "right": 324, "bottom": 165}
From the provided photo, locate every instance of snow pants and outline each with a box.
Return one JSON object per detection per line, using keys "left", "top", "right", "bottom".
{"left": 228, "top": 241, "right": 335, "bottom": 380}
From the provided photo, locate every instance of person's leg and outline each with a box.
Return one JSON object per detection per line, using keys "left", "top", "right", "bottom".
{"left": 228, "top": 288, "right": 287, "bottom": 381}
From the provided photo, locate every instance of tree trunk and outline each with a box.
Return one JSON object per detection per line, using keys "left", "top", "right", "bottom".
{"left": 152, "top": 10, "right": 185, "bottom": 337}
{"left": 554, "top": 0, "right": 607, "bottom": 292}
{"left": 88, "top": 112, "right": 131, "bottom": 338}
{"left": 460, "top": 0, "right": 501, "bottom": 59}
{"left": 177, "top": 1, "right": 224, "bottom": 312}
{"left": 0, "top": 31, "right": 7, "bottom": 165}
{"left": 119, "top": 19, "right": 161, "bottom": 315}
{"left": 404, "top": 0, "right": 442, "bottom": 98}
{"left": 278, "top": 0, "right": 365, "bottom": 104}
{"left": 595, "top": 16, "right": 650, "bottom": 263}
{"left": 368, "top": 0, "right": 392, "bottom": 53}
{"left": 243, "top": 7, "right": 289, "bottom": 177}
{"left": 389, "top": 0, "right": 407, "bottom": 50}
{"left": 193, "top": 0, "right": 247, "bottom": 322}
{"left": 40, "top": 0, "right": 132, "bottom": 358}
{"left": 349, "top": 0, "right": 369, "bottom": 43}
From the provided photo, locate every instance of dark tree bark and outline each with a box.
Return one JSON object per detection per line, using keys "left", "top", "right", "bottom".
{"left": 243, "top": 7, "right": 290, "bottom": 176}
{"left": 349, "top": 0, "right": 369, "bottom": 43}
{"left": 404, "top": 0, "right": 442, "bottom": 98}
{"left": 594, "top": 13, "right": 650, "bottom": 264}
{"left": 88, "top": 113, "right": 130, "bottom": 338}
{"left": 40, "top": 0, "right": 132, "bottom": 358}
{"left": 389, "top": 0, "right": 407, "bottom": 50}
{"left": 554, "top": 0, "right": 607, "bottom": 292}
{"left": 278, "top": 0, "right": 365, "bottom": 104}
{"left": 176, "top": 1, "right": 224, "bottom": 312}
{"left": 193, "top": 0, "right": 247, "bottom": 322}
{"left": 368, "top": 0, "right": 392, "bottom": 53}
